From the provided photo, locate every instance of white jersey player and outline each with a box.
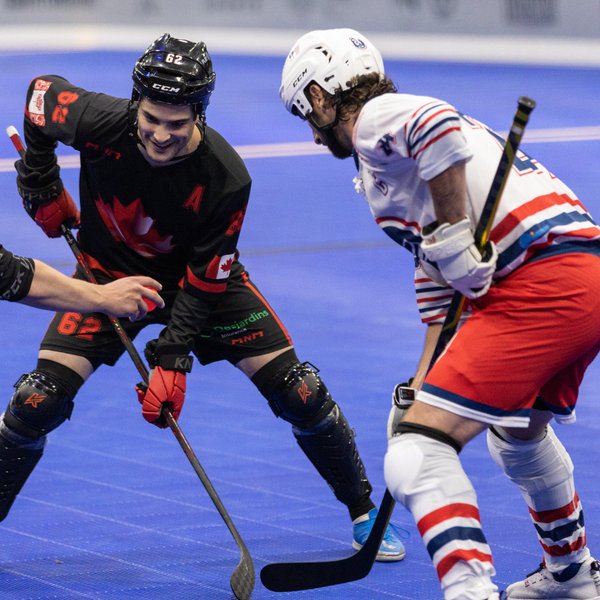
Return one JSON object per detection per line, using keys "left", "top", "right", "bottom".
{"left": 356, "top": 93, "right": 599, "bottom": 325}
{"left": 281, "top": 28, "right": 600, "bottom": 600}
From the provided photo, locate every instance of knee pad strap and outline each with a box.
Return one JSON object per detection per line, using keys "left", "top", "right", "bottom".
{"left": 395, "top": 422, "right": 462, "bottom": 454}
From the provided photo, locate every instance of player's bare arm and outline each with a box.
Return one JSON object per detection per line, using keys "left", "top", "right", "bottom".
{"left": 20, "top": 260, "right": 164, "bottom": 320}
{"left": 426, "top": 161, "right": 467, "bottom": 224}
{"left": 411, "top": 323, "right": 442, "bottom": 390}
{"left": 421, "top": 160, "right": 497, "bottom": 299}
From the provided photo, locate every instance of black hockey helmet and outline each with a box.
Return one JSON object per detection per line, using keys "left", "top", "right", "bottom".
{"left": 132, "top": 33, "right": 216, "bottom": 119}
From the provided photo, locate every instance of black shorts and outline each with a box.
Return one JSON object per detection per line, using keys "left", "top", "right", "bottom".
{"left": 39, "top": 261, "right": 293, "bottom": 371}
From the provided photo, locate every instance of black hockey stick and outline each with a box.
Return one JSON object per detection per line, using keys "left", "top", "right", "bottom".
{"left": 6, "top": 125, "right": 255, "bottom": 600}
{"left": 259, "top": 96, "right": 536, "bottom": 594}
{"left": 428, "top": 95, "right": 536, "bottom": 368}
{"left": 260, "top": 488, "right": 395, "bottom": 592}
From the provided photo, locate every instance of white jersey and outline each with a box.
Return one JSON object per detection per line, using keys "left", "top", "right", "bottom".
{"left": 352, "top": 93, "right": 600, "bottom": 324}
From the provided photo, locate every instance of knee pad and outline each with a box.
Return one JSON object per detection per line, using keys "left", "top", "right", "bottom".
{"left": 293, "top": 404, "right": 372, "bottom": 507}
{"left": 252, "top": 351, "right": 371, "bottom": 506}
{"left": 252, "top": 351, "right": 334, "bottom": 428}
{"left": 394, "top": 422, "right": 462, "bottom": 454}
{"left": 271, "top": 362, "right": 334, "bottom": 428}
{"left": 384, "top": 425, "right": 463, "bottom": 508}
{"left": 487, "top": 425, "right": 574, "bottom": 506}
{"left": 385, "top": 432, "right": 473, "bottom": 512}
{"left": 4, "top": 362, "right": 82, "bottom": 439}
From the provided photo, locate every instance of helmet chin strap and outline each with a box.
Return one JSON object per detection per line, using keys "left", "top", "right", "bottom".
{"left": 307, "top": 105, "right": 341, "bottom": 148}
{"left": 165, "top": 121, "right": 205, "bottom": 161}
{"left": 127, "top": 98, "right": 146, "bottom": 148}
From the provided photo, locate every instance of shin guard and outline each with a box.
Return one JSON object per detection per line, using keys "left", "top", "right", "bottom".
{"left": 292, "top": 405, "right": 372, "bottom": 509}
{"left": 385, "top": 434, "right": 496, "bottom": 600}
{"left": 487, "top": 426, "right": 589, "bottom": 571}
{"left": 254, "top": 351, "right": 374, "bottom": 515}
{"left": 0, "top": 416, "right": 46, "bottom": 522}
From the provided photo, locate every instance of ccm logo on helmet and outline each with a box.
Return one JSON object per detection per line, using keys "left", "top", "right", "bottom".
{"left": 292, "top": 68, "right": 308, "bottom": 88}
{"left": 152, "top": 83, "right": 181, "bottom": 93}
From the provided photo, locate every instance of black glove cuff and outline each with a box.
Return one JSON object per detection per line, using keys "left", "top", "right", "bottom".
{"left": 156, "top": 354, "right": 193, "bottom": 372}
{"left": 18, "top": 178, "right": 64, "bottom": 211}
{"left": 145, "top": 341, "right": 193, "bottom": 372}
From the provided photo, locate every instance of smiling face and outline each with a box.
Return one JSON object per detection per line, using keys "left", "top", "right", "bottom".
{"left": 136, "top": 97, "right": 199, "bottom": 165}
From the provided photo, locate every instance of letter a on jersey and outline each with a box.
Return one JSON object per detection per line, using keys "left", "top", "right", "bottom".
{"left": 183, "top": 185, "right": 205, "bottom": 213}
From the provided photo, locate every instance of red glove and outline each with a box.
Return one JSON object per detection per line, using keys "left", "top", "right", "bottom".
{"left": 32, "top": 188, "right": 81, "bottom": 238}
{"left": 16, "top": 158, "right": 80, "bottom": 238}
{"left": 136, "top": 367, "right": 186, "bottom": 428}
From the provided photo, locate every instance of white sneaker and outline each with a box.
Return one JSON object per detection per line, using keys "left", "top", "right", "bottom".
{"left": 506, "top": 557, "right": 600, "bottom": 600}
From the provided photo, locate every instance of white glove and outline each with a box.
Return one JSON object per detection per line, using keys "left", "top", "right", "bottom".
{"left": 420, "top": 216, "right": 498, "bottom": 299}
{"left": 387, "top": 383, "right": 416, "bottom": 441}
{"left": 419, "top": 258, "right": 449, "bottom": 288}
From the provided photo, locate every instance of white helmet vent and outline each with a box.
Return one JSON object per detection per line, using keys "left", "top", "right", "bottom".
{"left": 280, "top": 28, "right": 384, "bottom": 118}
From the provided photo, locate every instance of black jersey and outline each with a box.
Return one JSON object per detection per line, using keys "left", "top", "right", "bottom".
{"left": 23, "top": 75, "right": 252, "bottom": 346}
{"left": 0, "top": 245, "right": 35, "bottom": 302}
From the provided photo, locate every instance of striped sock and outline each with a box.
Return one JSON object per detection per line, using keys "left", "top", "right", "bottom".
{"left": 487, "top": 425, "right": 590, "bottom": 573}
{"left": 529, "top": 490, "right": 588, "bottom": 573}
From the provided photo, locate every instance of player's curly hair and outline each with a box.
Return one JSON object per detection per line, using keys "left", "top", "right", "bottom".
{"left": 304, "top": 72, "right": 397, "bottom": 122}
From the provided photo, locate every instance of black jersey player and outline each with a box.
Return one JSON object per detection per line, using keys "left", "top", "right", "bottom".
{"left": 1, "top": 33, "right": 405, "bottom": 560}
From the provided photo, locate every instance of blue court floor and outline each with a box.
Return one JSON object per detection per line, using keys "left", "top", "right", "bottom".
{"left": 0, "top": 48, "right": 600, "bottom": 599}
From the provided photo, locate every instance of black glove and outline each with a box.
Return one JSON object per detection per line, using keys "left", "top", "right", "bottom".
{"left": 16, "top": 158, "right": 63, "bottom": 217}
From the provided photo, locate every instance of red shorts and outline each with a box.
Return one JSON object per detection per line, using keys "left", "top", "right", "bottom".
{"left": 420, "top": 252, "right": 600, "bottom": 427}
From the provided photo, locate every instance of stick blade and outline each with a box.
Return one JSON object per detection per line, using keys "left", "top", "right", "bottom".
{"left": 261, "top": 552, "right": 369, "bottom": 592}
{"left": 230, "top": 550, "right": 255, "bottom": 600}
{"left": 260, "top": 490, "right": 395, "bottom": 592}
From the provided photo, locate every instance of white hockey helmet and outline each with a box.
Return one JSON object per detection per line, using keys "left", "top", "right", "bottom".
{"left": 280, "top": 28, "right": 384, "bottom": 118}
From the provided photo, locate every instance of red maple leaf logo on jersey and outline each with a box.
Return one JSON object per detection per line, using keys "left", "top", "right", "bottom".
{"left": 95, "top": 194, "right": 175, "bottom": 258}
{"left": 220, "top": 256, "right": 233, "bottom": 275}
